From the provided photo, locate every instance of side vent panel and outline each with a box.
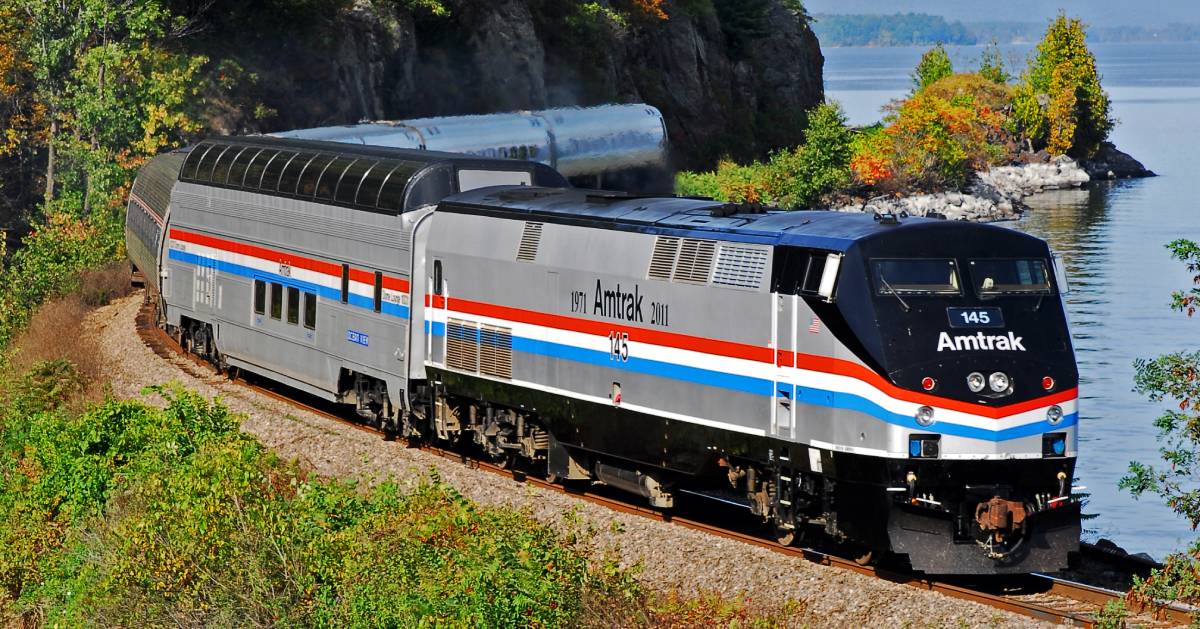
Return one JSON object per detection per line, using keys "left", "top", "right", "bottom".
{"left": 479, "top": 325, "right": 513, "bottom": 379}
{"left": 648, "top": 236, "right": 680, "bottom": 280}
{"left": 516, "top": 222, "right": 544, "bottom": 262}
{"left": 672, "top": 238, "right": 716, "bottom": 284}
{"left": 713, "top": 244, "right": 770, "bottom": 289}
{"left": 446, "top": 319, "right": 479, "bottom": 373}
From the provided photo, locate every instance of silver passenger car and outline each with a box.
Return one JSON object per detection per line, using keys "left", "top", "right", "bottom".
{"left": 129, "top": 136, "right": 566, "bottom": 421}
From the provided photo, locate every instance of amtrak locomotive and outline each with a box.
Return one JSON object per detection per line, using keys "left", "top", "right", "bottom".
{"left": 127, "top": 136, "right": 1081, "bottom": 575}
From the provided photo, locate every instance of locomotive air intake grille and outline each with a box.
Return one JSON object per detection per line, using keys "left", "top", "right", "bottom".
{"left": 713, "top": 244, "right": 769, "bottom": 289}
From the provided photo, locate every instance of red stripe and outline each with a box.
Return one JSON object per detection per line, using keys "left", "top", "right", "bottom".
{"left": 447, "top": 296, "right": 774, "bottom": 363}
{"left": 437, "top": 295, "right": 1076, "bottom": 419}
{"left": 170, "top": 228, "right": 410, "bottom": 292}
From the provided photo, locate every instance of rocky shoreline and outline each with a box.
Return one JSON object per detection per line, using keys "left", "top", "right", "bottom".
{"left": 835, "top": 143, "right": 1153, "bottom": 222}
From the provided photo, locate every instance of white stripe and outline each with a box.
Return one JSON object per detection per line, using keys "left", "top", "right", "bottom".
{"left": 439, "top": 308, "right": 1077, "bottom": 433}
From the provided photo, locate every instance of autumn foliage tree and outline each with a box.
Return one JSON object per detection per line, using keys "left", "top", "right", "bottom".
{"left": 1012, "top": 13, "right": 1113, "bottom": 157}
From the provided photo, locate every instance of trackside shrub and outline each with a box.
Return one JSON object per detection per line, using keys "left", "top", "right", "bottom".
{"left": 1012, "top": 13, "right": 1113, "bottom": 157}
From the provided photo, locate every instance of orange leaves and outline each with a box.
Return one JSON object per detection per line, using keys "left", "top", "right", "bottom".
{"left": 629, "top": 0, "right": 668, "bottom": 20}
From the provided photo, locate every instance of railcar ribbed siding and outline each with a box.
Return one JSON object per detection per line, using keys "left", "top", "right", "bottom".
{"left": 126, "top": 150, "right": 186, "bottom": 292}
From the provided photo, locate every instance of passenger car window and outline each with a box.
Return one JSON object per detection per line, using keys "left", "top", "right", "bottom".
{"left": 277, "top": 153, "right": 315, "bottom": 195}
{"left": 211, "top": 146, "right": 244, "bottom": 184}
{"left": 270, "top": 282, "right": 283, "bottom": 320}
{"left": 297, "top": 154, "right": 336, "bottom": 198}
{"left": 260, "top": 151, "right": 296, "bottom": 191}
{"left": 227, "top": 148, "right": 260, "bottom": 186}
{"left": 872, "top": 259, "right": 961, "bottom": 296}
{"left": 373, "top": 272, "right": 383, "bottom": 313}
{"left": 287, "top": 287, "right": 300, "bottom": 324}
{"left": 334, "top": 159, "right": 373, "bottom": 205}
{"left": 969, "top": 259, "right": 1052, "bottom": 296}
{"left": 253, "top": 279, "right": 266, "bottom": 315}
{"left": 314, "top": 157, "right": 354, "bottom": 201}
{"left": 182, "top": 143, "right": 214, "bottom": 180}
{"left": 341, "top": 264, "right": 349, "bottom": 303}
{"left": 243, "top": 150, "right": 276, "bottom": 189}
{"left": 355, "top": 162, "right": 392, "bottom": 207}
{"left": 376, "top": 168, "right": 408, "bottom": 211}
{"left": 195, "top": 144, "right": 230, "bottom": 182}
{"left": 304, "top": 292, "right": 317, "bottom": 329}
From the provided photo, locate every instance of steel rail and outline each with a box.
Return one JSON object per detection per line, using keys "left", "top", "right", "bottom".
{"left": 133, "top": 297, "right": 1190, "bottom": 628}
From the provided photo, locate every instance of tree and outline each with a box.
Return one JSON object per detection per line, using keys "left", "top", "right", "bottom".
{"left": 1121, "top": 240, "right": 1200, "bottom": 524}
{"left": 1117, "top": 240, "right": 1200, "bottom": 612}
{"left": 977, "top": 40, "right": 1010, "bottom": 84}
{"left": 912, "top": 43, "right": 953, "bottom": 92}
{"left": 1012, "top": 13, "right": 1113, "bottom": 157}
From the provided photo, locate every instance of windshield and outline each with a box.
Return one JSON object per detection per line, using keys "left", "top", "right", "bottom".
{"left": 969, "top": 259, "right": 1052, "bottom": 296}
{"left": 872, "top": 259, "right": 961, "bottom": 296}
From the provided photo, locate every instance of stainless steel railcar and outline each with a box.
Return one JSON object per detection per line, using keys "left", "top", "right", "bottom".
{"left": 127, "top": 136, "right": 567, "bottom": 423}
{"left": 127, "top": 142, "right": 1082, "bottom": 575}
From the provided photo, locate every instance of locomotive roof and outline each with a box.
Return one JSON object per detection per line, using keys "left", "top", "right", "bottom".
{"left": 441, "top": 186, "right": 1024, "bottom": 252}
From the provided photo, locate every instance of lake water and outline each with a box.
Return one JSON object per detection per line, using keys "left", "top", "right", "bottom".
{"left": 825, "top": 42, "right": 1200, "bottom": 560}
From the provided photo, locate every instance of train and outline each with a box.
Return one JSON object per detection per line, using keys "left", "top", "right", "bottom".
{"left": 271, "top": 104, "right": 671, "bottom": 192}
{"left": 126, "top": 135, "right": 1082, "bottom": 575}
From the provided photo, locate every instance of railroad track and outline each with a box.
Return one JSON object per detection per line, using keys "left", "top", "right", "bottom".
{"left": 134, "top": 297, "right": 1191, "bottom": 628}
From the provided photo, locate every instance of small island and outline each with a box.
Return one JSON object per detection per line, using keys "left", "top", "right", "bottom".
{"left": 677, "top": 14, "right": 1154, "bottom": 222}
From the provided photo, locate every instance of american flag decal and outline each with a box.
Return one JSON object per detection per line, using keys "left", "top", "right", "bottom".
{"left": 808, "top": 318, "right": 821, "bottom": 334}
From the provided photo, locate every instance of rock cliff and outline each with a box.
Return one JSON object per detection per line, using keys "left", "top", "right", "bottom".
{"left": 197, "top": 0, "right": 824, "bottom": 171}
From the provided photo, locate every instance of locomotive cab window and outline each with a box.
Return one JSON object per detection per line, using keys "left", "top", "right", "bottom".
{"left": 253, "top": 279, "right": 266, "bottom": 315}
{"left": 287, "top": 286, "right": 300, "bottom": 325}
{"left": 969, "top": 259, "right": 1052, "bottom": 296}
{"left": 269, "top": 282, "right": 283, "bottom": 320}
{"left": 872, "top": 259, "right": 961, "bottom": 296}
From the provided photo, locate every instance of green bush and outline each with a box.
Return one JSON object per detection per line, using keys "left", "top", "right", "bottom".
{"left": 673, "top": 101, "right": 851, "bottom": 209}
{"left": 912, "top": 43, "right": 954, "bottom": 91}
{"left": 1012, "top": 13, "right": 1113, "bottom": 157}
{"left": 0, "top": 369, "right": 607, "bottom": 627}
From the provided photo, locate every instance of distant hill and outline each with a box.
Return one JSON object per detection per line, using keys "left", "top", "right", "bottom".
{"left": 813, "top": 13, "right": 1200, "bottom": 46}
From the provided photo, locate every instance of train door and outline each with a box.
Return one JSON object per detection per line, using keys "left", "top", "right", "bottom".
{"left": 772, "top": 292, "right": 797, "bottom": 439}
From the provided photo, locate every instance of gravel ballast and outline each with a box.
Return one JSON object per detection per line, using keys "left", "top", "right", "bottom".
{"left": 91, "top": 293, "right": 1053, "bottom": 628}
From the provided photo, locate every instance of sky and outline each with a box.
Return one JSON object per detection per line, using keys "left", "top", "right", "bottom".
{"left": 802, "top": 0, "right": 1200, "bottom": 27}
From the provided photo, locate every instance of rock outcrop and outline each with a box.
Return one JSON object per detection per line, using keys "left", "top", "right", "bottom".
{"left": 836, "top": 157, "right": 1093, "bottom": 222}
{"left": 1079, "top": 142, "right": 1156, "bottom": 180}
{"left": 202, "top": 0, "right": 824, "bottom": 171}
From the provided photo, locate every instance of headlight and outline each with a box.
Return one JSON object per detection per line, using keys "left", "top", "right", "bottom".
{"left": 1047, "top": 404, "right": 1064, "bottom": 424}
{"left": 988, "top": 371, "right": 1010, "bottom": 393}
{"left": 915, "top": 405, "right": 935, "bottom": 426}
{"left": 967, "top": 372, "right": 985, "bottom": 393}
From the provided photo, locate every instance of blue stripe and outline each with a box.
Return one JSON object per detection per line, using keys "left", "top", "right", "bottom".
{"left": 168, "top": 249, "right": 410, "bottom": 320}
{"left": 430, "top": 325, "right": 1075, "bottom": 442}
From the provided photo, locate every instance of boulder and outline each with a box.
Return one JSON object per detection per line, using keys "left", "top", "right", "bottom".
{"left": 1079, "top": 142, "right": 1156, "bottom": 180}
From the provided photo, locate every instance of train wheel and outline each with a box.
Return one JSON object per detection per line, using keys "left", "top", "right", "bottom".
{"left": 854, "top": 549, "right": 874, "bottom": 566}
{"left": 773, "top": 523, "right": 803, "bottom": 547}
